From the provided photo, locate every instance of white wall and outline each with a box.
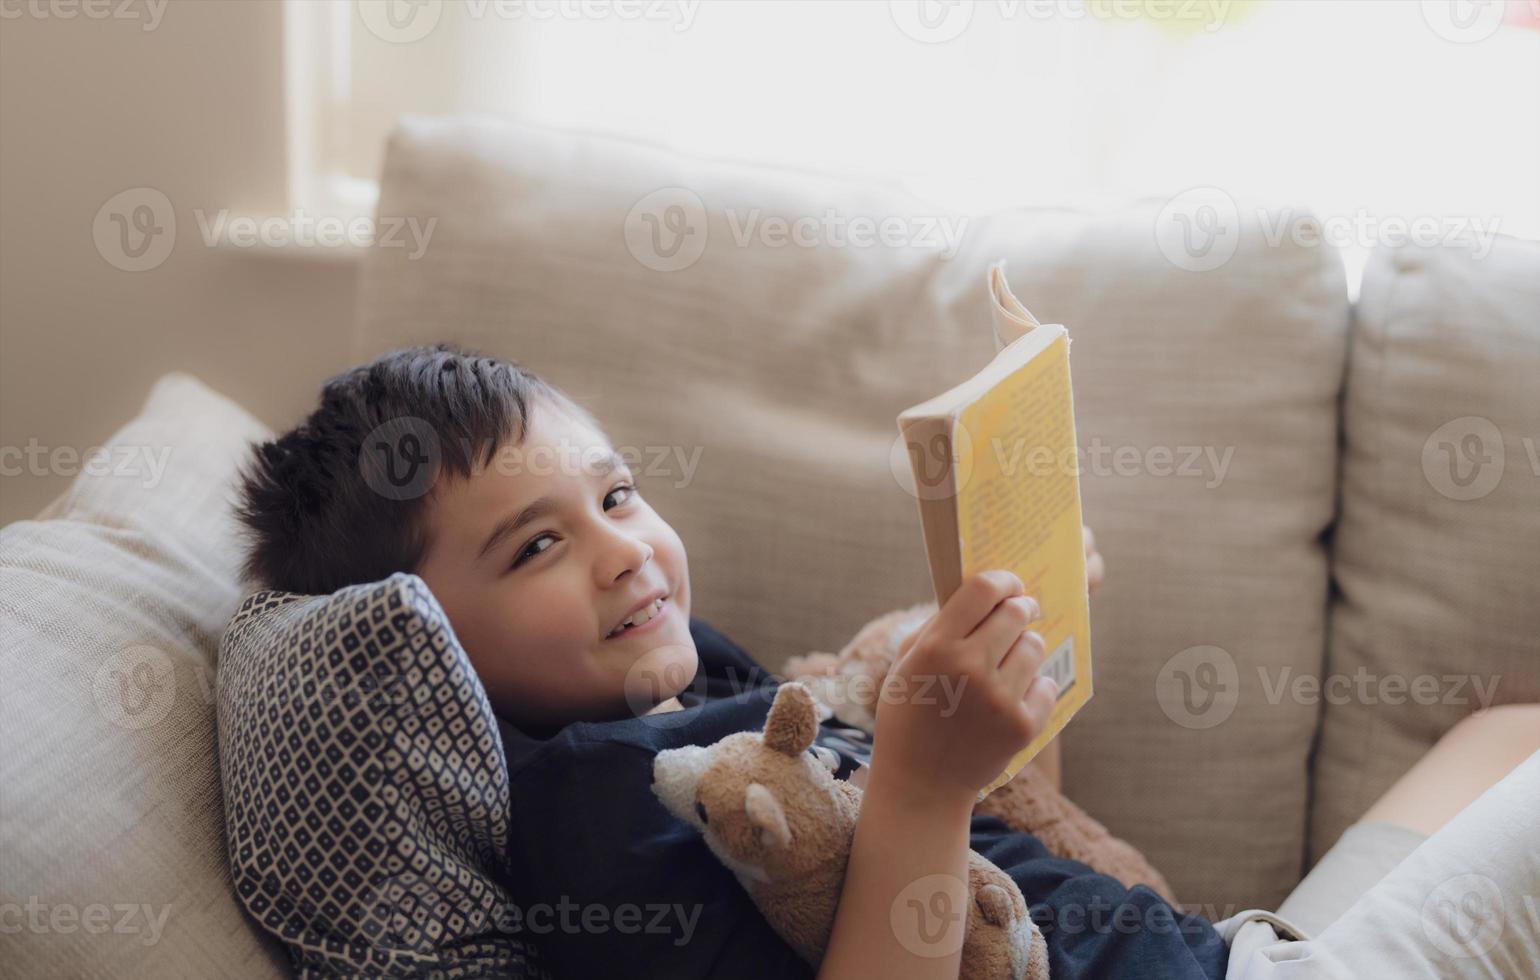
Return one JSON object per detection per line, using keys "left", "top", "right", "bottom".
{"left": 0, "top": 0, "right": 358, "bottom": 525}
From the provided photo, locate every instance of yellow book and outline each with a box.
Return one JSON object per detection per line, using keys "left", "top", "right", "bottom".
{"left": 896, "top": 261, "right": 1092, "bottom": 800}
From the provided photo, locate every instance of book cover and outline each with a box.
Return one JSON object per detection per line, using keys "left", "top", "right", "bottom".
{"left": 898, "top": 262, "right": 1092, "bottom": 799}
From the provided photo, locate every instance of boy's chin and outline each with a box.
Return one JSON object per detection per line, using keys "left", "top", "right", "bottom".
{"left": 617, "top": 639, "right": 699, "bottom": 717}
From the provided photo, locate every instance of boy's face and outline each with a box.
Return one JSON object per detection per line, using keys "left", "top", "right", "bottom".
{"left": 416, "top": 404, "right": 696, "bottom": 729}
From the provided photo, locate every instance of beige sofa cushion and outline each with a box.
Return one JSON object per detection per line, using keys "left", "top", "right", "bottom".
{"left": 1311, "top": 238, "right": 1540, "bottom": 863}
{"left": 0, "top": 373, "right": 288, "bottom": 978}
{"left": 356, "top": 116, "right": 1352, "bottom": 910}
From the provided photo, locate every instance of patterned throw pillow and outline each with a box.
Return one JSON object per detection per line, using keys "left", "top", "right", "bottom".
{"left": 216, "top": 572, "right": 548, "bottom": 978}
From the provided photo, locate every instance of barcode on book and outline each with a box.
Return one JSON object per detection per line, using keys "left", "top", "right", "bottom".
{"left": 1039, "top": 635, "right": 1075, "bottom": 700}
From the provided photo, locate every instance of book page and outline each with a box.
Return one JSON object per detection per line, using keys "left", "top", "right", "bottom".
{"left": 955, "top": 331, "right": 1092, "bottom": 799}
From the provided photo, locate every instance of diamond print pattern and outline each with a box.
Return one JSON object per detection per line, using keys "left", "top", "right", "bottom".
{"left": 217, "top": 572, "right": 550, "bottom": 978}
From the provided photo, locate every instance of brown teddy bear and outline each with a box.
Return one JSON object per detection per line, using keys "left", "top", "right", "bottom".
{"left": 785, "top": 601, "right": 1177, "bottom": 905}
{"left": 652, "top": 682, "right": 1051, "bottom": 980}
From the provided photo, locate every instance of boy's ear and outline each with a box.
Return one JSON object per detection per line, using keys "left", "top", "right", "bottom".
{"left": 745, "top": 783, "right": 791, "bottom": 849}
{"left": 764, "top": 683, "right": 818, "bottom": 756}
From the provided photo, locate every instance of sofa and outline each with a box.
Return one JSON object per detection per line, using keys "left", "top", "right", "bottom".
{"left": 3, "top": 115, "right": 1536, "bottom": 977}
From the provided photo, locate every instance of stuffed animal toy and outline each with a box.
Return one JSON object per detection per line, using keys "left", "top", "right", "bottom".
{"left": 652, "top": 682, "right": 1050, "bottom": 980}
{"left": 785, "top": 601, "right": 1177, "bottom": 905}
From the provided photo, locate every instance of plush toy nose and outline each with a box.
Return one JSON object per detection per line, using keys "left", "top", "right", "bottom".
{"left": 651, "top": 745, "right": 709, "bottom": 828}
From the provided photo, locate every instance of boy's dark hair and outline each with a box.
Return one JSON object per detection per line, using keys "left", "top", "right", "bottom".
{"left": 235, "top": 342, "right": 601, "bottom": 595}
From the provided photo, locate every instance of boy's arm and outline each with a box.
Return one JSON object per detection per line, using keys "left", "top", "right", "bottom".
{"left": 818, "top": 765, "right": 976, "bottom": 980}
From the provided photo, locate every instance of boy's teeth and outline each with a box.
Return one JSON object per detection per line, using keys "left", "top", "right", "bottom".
{"left": 612, "top": 597, "right": 664, "bottom": 636}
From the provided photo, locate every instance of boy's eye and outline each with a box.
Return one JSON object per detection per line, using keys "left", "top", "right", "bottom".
{"left": 512, "top": 534, "right": 556, "bottom": 567}
{"left": 603, "top": 483, "right": 637, "bottom": 510}
{"left": 508, "top": 483, "right": 637, "bottom": 570}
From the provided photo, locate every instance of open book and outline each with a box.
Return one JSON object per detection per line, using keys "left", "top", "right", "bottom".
{"left": 896, "top": 262, "right": 1092, "bottom": 800}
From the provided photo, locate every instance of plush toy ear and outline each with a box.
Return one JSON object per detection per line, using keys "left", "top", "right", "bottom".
{"left": 763, "top": 682, "right": 818, "bottom": 756}
{"left": 744, "top": 783, "right": 792, "bottom": 850}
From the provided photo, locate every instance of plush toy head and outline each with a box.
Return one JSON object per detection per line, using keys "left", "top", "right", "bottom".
{"left": 651, "top": 681, "right": 1049, "bottom": 980}
{"left": 651, "top": 682, "right": 858, "bottom": 897}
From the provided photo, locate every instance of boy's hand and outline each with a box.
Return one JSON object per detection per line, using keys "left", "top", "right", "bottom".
{"left": 870, "top": 570, "right": 1058, "bottom": 807}
{"left": 1084, "top": 524, "right": 1105, "bottom": 595}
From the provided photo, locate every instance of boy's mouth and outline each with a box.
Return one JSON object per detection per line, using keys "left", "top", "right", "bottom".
{"left": 605, "top": 593, "right": 670, "bottom": 640}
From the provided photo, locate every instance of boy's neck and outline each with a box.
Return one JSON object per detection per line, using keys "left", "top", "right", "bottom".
{"left": 645, "top": 696, "right": 685, "bottom": 715}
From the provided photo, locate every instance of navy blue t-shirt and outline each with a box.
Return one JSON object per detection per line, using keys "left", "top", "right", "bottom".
{"left": 494, "top": 616, "right": 1227, "bottom": 980}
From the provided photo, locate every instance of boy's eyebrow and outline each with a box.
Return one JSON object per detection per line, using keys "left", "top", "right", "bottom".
{"left": 476, "top": 449, "right": 627, "bottom": 562}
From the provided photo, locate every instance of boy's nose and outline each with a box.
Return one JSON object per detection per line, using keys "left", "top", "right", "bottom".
{"left": 597, "top": 530, "right": 654, "bottom": 586}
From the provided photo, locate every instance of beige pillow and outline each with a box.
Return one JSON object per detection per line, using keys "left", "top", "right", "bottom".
{"left": 0, "top": 373, "right": 288, "bottom": 978}
{"left": 355, "top": 115, "right": 1352, "bottom": 910}
{"left": 1311, "top": 238, "right": 1540, "bottom": 862}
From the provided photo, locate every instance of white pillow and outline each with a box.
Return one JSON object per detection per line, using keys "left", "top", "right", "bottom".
{"left": 0, "top": 373, "right": 289, "bottom": 978}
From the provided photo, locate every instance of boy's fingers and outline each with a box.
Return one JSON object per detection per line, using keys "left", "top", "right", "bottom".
{"left": 973, "top": 595, "right": 1040, "bottom": 667}
{"left": 998, "top": 629, "right": 1047, "bottom": 695}
{"left": 1021, "top": 675, "right": 1059, "bottom": 734}
{"left": 940, "top": 570, "right": 1023, "bottom": 641}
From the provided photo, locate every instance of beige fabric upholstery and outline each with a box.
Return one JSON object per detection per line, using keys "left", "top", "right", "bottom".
{"left": 0, "top": 373, "right": 288, "bottom": 978}
{"left": 1310, "top": 238, "right": 1540, "bottom": 863}
{"left": 356, "top": 116, "right": 1353, "bottom": 909}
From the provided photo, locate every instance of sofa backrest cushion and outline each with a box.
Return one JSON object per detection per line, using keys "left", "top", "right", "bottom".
{"left": 1311, "top": 237, "right": 1540, "bottom": 862}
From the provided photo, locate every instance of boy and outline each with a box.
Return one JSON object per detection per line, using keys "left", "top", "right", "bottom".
{"left": 236, "top": 343, "right": 1225, "bottom": 978}
{"left": 237, "top": 344, "right": 1538, "bottom": 979}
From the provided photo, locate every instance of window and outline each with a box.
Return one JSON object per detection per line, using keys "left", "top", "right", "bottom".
{"left": 290, "top": 0, "right": 1540, "bottom": 287}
